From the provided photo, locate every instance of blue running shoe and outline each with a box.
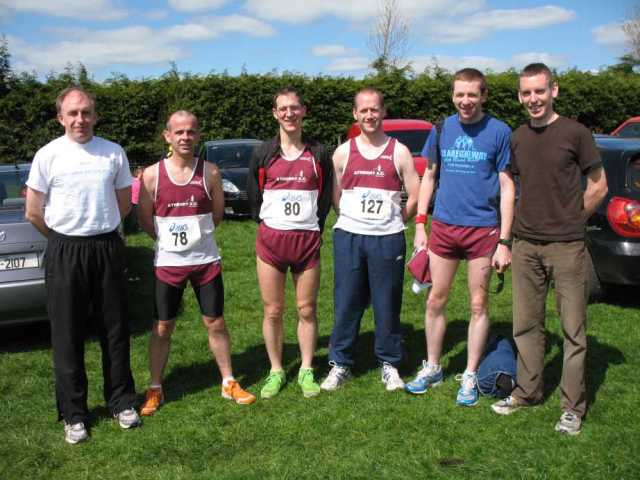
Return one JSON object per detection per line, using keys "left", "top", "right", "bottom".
{"left": 405, "top": 360, "right": 444, "bottom": 394}
{"left": 456, "top": 371, "right": 479, "bottom": 406}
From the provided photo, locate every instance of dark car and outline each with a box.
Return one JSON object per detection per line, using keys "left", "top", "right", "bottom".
{"left": 347, "top": 119, "right": 433, "bottom": 176}
{"left": 0, "top": 164, "right": 48, "bottom": 326}
{"left": 586, "top": 135, "right": 640, "bottom": 300}
{"left": 200, "top": 139, "right": 262, "bottom": 216}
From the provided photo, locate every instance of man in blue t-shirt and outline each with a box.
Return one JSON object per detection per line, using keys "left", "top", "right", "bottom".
{"left": 405, "top": 68, "right": 515, "bottom": 407}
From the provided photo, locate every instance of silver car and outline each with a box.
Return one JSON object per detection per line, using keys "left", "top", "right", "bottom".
{"left": 0, "top": 164, "right": 47, "bottom": 326}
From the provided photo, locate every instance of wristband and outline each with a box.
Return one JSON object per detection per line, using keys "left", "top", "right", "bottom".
{"left": 497, "top": 238, "right": 512, "bottom": 249}
{"left": 415, "top": 214, "right": 428, "bottom": 225}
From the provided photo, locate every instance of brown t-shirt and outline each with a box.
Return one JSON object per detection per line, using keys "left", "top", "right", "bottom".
{"left": 511, "top": 116, "right": 602, "bottom": 242}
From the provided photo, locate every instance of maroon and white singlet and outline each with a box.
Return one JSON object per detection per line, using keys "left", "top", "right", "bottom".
{"left": 259, "top": 148, "right": 320, "bottom": 231}
{"left": 335, "top": 138, "right": 405, "bottom": 235}
{"left": 153, "top": 158, "right": 221, "bottom": 285}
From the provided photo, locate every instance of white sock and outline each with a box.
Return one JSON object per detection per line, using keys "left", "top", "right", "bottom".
{"left": 222, "top": 376, "right": 235, "bottom": 387}
{"left": 149, "top": 384, "right": 162, "bottom": 390}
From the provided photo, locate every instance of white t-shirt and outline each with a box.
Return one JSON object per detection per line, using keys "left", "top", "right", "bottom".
{"left": 27, "top": 135, "right": 132, "bottom": 236}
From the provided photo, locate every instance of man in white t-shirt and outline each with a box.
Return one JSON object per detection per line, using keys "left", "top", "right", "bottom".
{"left": 25, "top": 87, "right": 140, "bottom": 445}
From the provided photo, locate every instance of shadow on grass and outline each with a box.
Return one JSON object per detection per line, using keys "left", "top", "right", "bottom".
{"left": 402, "top": 319, "right": 516, "bottom": 376}
{"left": 0, "top": 320, "right": 52, "bottom": 353}
{"left": 541, "top": 333, "right": 624, "bottom": 415}
{"left": 402, "top": 317, "right": 624, "bottom": 414}
{"left": 140, "top": 329, "right": 403, "bottom": 410}
{"left": 125, "top": 245, "right": 156, "bottom": 337}
{"left": 598, "top": 285, "right": 640, "bottom": 308}
{"left": 0, "top": 245, "right": 155, "bottom": 354}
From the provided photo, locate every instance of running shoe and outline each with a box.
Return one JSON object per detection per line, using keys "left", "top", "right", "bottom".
{"left": 298, "top": 367, "right": 321, "bottom": 398}
{"left": 222, "top": 380, "right": 256, "bottom": 405}
{"left": 320, "top": 361, "right": 351, "bottom": 391}
{"left": 456, "top": 371, "right": 479, "bottom": 406}
{"left": 491, "top": 395, "right": 522, "bottom": 415}
{"left": 260, "top": 370, "right": 286, "bottom": 399}
{"left": 405, "top": 360, "right": 444, "bottom": 394}
{"left": 381, "top": 362, "right": 405, "bottom": 391}
{"left": 115, "top": 408, "right": 141, "bottom": 429}
{"left": 140, "top": 387, "right": 164, "bottom": 416}
{"left": 555, "top": 411, "right": 582, "bottom": 436}
{"left": 64, "top": 421, "right": 89, "bottom": 445}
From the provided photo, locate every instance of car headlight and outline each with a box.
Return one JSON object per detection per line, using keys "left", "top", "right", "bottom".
{"left": 222, "top": 179, "right": 240, "bottom": 194}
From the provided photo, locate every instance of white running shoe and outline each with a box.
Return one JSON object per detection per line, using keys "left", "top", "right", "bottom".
{"left": 555, "top": 411, "right": 582, "bottom": 435}
{"left": 320, "top": 361, "right": 351, "bottom": 391}
{"left": 64, "top": 422, "right": 89, "bottom": 445}
{"left": 381, "top": 362, "right": 405, "bottom": 391}
{"left": 115, "top": 408, "right": 141, "bottom": 429}
{"left": 491, "top": 395, "right": 522, "bottom": 415}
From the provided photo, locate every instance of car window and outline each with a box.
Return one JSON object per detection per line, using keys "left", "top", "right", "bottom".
{"left": 0, "top": 168, "right": 28, "bottom": 209}
{"left": 617, "top": 123, "right": 640, "bottom": 138}
{"left": 205, "top": 144, "right": 257, "bottom": 168}
{"left": 385, "top": 130, "right": 431, "bottom": 156}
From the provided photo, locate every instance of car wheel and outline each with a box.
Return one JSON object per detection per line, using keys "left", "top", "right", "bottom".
{"left": 585, "top": 250, "right": 603, "bottom": 303}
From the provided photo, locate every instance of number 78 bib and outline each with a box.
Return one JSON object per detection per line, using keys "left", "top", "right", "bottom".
{"left": 159, "top": 217, "right": 202, "bottom": 252}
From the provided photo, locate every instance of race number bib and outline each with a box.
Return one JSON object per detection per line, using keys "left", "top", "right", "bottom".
{"left": 344, "top": 188, "right": 392, "bottom": 221}
{"left": 278, "top": 191, "right": 314, "bottom": 221}
{"left": 159, "top": 217, "right": 202, "bottom": 252}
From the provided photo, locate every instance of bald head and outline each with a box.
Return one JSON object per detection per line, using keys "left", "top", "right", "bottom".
{"left": 165, "top": 110, "right": 199, "bottom": 132}
{"left": 163, "top": 110, "right": 200, "bottom": 159}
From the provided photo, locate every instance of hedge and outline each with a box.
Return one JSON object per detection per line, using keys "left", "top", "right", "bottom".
{"left": 1, "top": 67, "right": 639, "bottom": 165}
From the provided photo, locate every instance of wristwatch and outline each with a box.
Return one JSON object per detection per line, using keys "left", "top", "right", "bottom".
{"left": 497, "top": 238, "right": 513, "bottom": 249}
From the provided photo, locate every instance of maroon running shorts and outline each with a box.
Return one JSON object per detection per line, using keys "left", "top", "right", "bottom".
{"left": 256, "top": 222, "right": 321, "bottom": 274}
{"left": 155, "top": 261, "right": 222, "bottom": 288}
{"left": 429, "top": 220, "right": 499, "bottom": 260}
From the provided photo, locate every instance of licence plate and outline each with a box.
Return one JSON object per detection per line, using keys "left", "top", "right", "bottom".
{"left": 0, "top": 252, "right": 39, "bottom": 271}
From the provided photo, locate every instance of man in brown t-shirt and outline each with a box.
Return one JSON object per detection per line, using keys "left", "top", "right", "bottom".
{"left": 490, "top": 63, "right": 608, "bottom": 436}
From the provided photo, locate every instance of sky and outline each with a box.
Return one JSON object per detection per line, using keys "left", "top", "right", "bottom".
{"left": 0, "top": 0, "right": 635, "bottom": 81}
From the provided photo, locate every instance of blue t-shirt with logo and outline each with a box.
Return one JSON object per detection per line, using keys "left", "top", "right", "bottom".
{"left": 421, "top": 114, "right": 511, "bottom": 227}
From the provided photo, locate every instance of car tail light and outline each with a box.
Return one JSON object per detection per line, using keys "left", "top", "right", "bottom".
{"left": 607, "top": 196, "right": 640, "bottom": 238}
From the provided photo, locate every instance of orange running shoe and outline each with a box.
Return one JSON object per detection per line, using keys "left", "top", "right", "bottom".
{"left": 140, "top": 387, "right": 164, "bottom": 416}
{"left": 221, "top": 380, "right": 256, "bottom": 405}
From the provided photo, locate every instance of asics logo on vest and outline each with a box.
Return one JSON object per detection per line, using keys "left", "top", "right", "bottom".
{"left": 168, "top": 222, "right": 189, "bottom": 233}
{"left": 280, "top": 192, "right": 305, "bottom": 202}
{"left": 360, "top": 190, "right": 384, "bottom": 201}
{"left": 354, "top": 165, "right": 385, "bottom": 177}
{"left": 168, "top": 195, "right": 198, "bottom": 208}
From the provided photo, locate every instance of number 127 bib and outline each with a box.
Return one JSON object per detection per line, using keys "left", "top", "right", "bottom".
{"left": 343, "top": 187, "right": 392, "bottom": 221}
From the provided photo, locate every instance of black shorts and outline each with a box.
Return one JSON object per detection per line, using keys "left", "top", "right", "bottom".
{"left": 155, "top": 273, "right": 224, "bottom": 320}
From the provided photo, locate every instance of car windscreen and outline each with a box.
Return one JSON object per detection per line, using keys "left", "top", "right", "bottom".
{"left": 385, "top": 130, "right": 431, "bottom": 156}
{"left": 0, "top": 169, "right": 28, "bottom": 209}
{"left": 205, "top": 144, "right": 257, "bottom": 168}
{"left": 617, "top": 123, "right": 640, "bottom": 138}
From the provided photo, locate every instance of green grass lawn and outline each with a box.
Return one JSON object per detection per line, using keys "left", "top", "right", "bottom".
{"left": 1, "top": 213, "right": 639, "bottom": 479}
